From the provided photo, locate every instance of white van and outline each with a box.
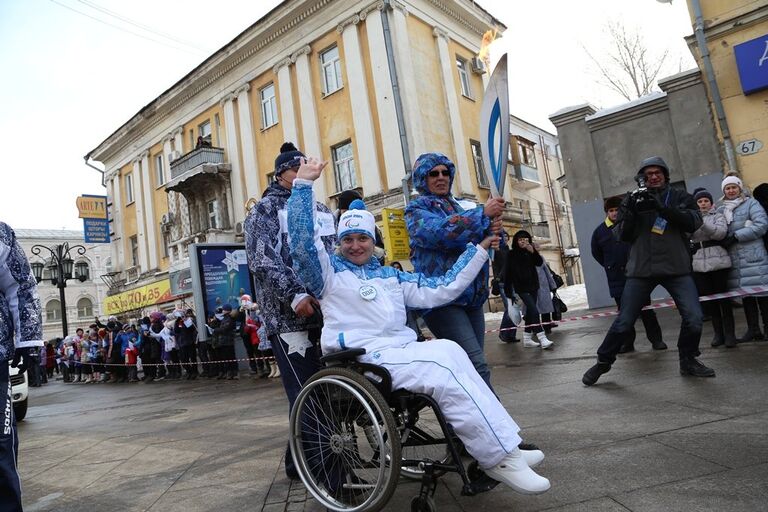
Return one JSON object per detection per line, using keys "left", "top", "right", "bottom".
{"left": 9, "top": 364, "right": 28, "bottom": 421}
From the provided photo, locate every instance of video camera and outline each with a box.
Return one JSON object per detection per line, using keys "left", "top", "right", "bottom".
{"left": 631, "top": 175, "right": 657, "bottom": 213}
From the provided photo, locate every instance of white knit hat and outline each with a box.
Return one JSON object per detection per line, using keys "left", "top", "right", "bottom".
{"left": 337, "top": 199, "right": 376, "bottom": 240}
{"left": 721, "top": 175, "right": 743, "bottom": 192}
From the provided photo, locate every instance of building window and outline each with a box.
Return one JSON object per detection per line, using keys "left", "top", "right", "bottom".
{"left": 321, "top": 46, "right": 343, "bottom": 95}
{"left": 518, "top": 138, "right": 537, "bottom": 169}
{"left": 104, "top": 257, "right": 112, "bottom": 273}
{"left": 260, "top": 83, "right": 278, "bottom": 129}
{"left": 161, "top": 225, "right": 170, "bottom": 258}
{"left": 74, "top": 261, "right": 90, "bottom": 281}
{"left": 45, "top": 300, "right": 61, "bottom": 322}
{"left": 207, "top": 200, "right": 218, "bottom": 229}
{"left": 77, "top": 298, "right": 93, "bottom": 319}
{"left": 125, "top": 173, "right": 134, "bottom": 203}
{"left": 198, "top": 121, "right": 212, "bottom": 146}
{"left": 470, "top": 140, "right": 489, "bottom": 189}
{"left": 130, "top": 236, "right": 139, "bottom": 267}
{"left": 266, "top": 172, "right": 275, "bottom": 185}
{"left": 214, "top": 113, "right": 221, "bottom": 146}
{"left": 155, "top": 154, "right": 164, "bottom": 185}
{"left": 456, "top": 57, "right": 472, "bottom": 98}
{"left": 332, "top": 141, "right": 357, "bottom": 192}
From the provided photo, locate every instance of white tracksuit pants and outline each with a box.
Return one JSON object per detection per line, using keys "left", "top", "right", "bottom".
{"left": 364, "top": 339, "right": 522, "bottom": 469}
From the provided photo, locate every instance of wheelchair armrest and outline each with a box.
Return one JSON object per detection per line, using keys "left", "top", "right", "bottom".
{"left": 319, "top": 348, "right": 367, "bottom": 366}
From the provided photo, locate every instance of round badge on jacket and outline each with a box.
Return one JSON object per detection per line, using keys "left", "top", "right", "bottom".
{"left": 359, "top": 285, "right": 377, "bottom": 301}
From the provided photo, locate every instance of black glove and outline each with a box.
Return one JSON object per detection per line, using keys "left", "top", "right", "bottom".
{"left": 10, "top": 347, "right": 33, "bottom": 374}
{"left": 720, "top": 235, "right": 738, "bottom": 248}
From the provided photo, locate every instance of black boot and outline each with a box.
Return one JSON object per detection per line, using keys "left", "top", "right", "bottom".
{"left": 710, "top": 306, "right": 725, "bottom": 347}
{"left": 721, "top": 301, "right": 737, "bottom": 348}
{"left": 679, "top": 357, "right": 716, "bottom": 378}
{"left": 738, "top": 298, "right": 765, "bottom": 343}
{"left": 582, "top": 362, "right": 611, "bottom": 386}
{"left": 758, "top": 297, "right": 768, "bottom": 341}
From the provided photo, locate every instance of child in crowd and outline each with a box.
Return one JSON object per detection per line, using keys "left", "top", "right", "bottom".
{"left": 125, "top": 340, "right": 139, "bottom": 382}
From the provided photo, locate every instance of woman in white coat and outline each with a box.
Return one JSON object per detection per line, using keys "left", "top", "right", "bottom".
{"left": 716, "top": 176, "right": 768, "bottom": 342}
{"left": 690, "top": 188, "right": 735, "bottom": 347}
{"left": 286, "top": 157, "right": 551, "bottom": 496}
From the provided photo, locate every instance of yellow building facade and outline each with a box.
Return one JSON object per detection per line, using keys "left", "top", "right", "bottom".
{"left": 685, "top": 0, "right": 768, "bottom": 188}
{"left": 86, "top": 0, "right": 578, "bottom": 313}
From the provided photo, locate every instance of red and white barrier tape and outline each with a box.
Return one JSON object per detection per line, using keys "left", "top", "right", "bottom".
{"left": 486, "top": 285, "right": 768, "bottom": 334}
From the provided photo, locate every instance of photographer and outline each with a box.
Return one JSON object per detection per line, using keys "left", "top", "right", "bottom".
{"left": 583, "top": 157, "right": 715, "bottom": 386}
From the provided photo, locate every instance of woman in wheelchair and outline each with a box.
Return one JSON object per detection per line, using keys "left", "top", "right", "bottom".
{"left": 286, "top": 157, "right": 551, "bottom": 498}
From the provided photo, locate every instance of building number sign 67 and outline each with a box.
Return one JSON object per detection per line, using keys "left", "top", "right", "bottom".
{"left": 738, "top": 139, "right": 763, "bottom": 156}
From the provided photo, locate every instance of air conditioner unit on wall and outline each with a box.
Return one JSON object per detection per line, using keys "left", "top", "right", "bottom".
{"left": 470, "top": 57, "right": 486, "bottom": 74}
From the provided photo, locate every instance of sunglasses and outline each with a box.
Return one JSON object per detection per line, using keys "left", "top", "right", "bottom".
{"left": 428, "top": 170, "right": 451, "bottom": 178}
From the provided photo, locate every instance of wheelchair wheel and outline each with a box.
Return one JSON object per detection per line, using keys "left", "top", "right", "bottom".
{"left": 399, "top": 403, "right": 451, "bottom": 480}
{"left": 289, "top": 367, "right": 401, "bottom": 512}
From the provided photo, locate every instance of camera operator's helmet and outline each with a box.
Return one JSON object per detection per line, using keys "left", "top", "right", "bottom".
{"left": 637, "top": 156, "right": 670, "bottom": 180}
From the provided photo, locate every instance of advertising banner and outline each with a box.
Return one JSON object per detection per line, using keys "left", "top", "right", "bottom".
{"left": 169, "top": 268, "right": 193, "bottom": 297}
{"left": 103, "top": 279, "right": 172, "bottom": 316}
{"left": 83, "top": 218, "right": 110, "bottom": 243}
{"left": 381, "top": 208, "right": 411, "bottom": 262}
{"left": 193, "top": 245, "right": 254, "bottom": 321}
{"left": 76, "top": 195, "right": 108, "bottom": 219}
{"left": 734, "top": 34, "right": 768, "bottom": 95}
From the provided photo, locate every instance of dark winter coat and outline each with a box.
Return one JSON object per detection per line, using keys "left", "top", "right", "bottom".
{"left": 174, "top": 319, "right": 197, "bottom": 347}
{"left": 591, "top": 219, "right": 631, "bottom": 298}
{"left": 615, "top": 183, "right": 701, "bottom": 278}
{"left": 212, "top": 314, "right": 236, "bottom": 347}
{"left": 504, "top": 232, "right": 544, "bottom": 295}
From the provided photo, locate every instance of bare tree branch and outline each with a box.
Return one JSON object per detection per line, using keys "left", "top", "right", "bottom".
{"left": 584, "top": 21, "right": 669, "bottom": 101}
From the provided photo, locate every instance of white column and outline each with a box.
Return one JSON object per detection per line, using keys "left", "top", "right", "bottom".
{"left": 274, "top": 58, "right": 298, "bottom": 146}
{"left": 339, "top": 15, "right": 382, "bottom": 196}
{"left": 108, "top": 176, "right": 123, "bottom": 270}
{"left": 292, "top": 46, "right": 328, "bottom": 201}
{"left": 362, "top": 6, "right": 406, "bottom": 192}
{"left": 235, "top": 84, "right": 262, "bottom": 201}
{"left": 140, "top": 151, "right": 158, "bottom": 271}
{"left": 220, "top": 94, "right": 246, "bottom": 224}
{"left": 172, "top": 126, "right": 184, "bottom": 155}
{"left": 132, "top": 157, "right": 149, "bottom": 272}
{"left": 390, "top": 2, "right": 425, "bottom": 163}
{"left": 434, "top": 27, "right": 473, "bottom": 196}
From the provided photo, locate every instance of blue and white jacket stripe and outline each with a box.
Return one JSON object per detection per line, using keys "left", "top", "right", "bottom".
{"left": 0, "top": 222, "right": 43, "bottom": 363}
{"left": 287, "top": 179, "right": 489, "bottom": 355}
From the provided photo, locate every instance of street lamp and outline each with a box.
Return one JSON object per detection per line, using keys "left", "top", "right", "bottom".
{"left": 30, "top": 242, "right": 87, "bottom": 336}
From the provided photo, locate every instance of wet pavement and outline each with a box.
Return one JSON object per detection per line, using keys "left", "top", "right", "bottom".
{"left": 18, "top": 306, "right": 768, "bottom": 511}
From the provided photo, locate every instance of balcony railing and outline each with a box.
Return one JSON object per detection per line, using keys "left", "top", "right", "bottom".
{"left": 170, "top": 147, "right": 225, "bottom": 179}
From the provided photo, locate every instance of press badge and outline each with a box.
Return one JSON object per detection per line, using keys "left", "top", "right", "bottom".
{"left": 651, "top": 216, "right": 667, "bottom": 235}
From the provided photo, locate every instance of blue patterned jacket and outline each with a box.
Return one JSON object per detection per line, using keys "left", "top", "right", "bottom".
{"left": 0, "top": 222, "right": 43, "bottom": 363}
{"left": 244, "top": 182, "right": 336, "bottom": 337}
{"left": 404, "top": 153, "right": 491, "bottom": 309}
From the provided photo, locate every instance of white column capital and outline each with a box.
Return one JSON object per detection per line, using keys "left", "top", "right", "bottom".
{"left": 392, "top": 0, "right": 408, "bottom": 16}
{"left": 171, "top": 126, "right": 184, "bottom": 138}
{"left": 291, "top": 45, "right": 312, "bottom": 63}
{"left": 219, "top": 92, "right": 237, "bottom": 107}
{"left": 337, "top": 14, "right": 361, "bottom": 34}
{"left": 235, "top": 83, "right": 251, "bottom": 97}
{"left": 161, "top": 133, "right": 174, "bottom": 145}
{"left": 272, "top": 56, "right": 293, "bottom": 75}
{"left": 360, "top": 1, "right": 384, "bottom": 19}
{"left": 433, "top": 26, "right": 450, "bottom": 40}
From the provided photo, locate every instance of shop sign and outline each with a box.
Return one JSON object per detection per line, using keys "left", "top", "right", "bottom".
{"left": 103, "top": 279, "right": 172, "bottom": 315}
{"left": 734, "top": 34, "right": 768, "bottom": 95}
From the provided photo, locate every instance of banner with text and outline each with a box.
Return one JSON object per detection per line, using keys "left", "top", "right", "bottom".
{"left": 381, "top": 208, "right": 411, "bottom": 262}
{"left": 103, "top": 279, "right": 172, "bottom": 316}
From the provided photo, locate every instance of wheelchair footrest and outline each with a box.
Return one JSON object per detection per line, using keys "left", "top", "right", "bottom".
{"left": 461, "top": 461, "right": 500, "bottom": 496}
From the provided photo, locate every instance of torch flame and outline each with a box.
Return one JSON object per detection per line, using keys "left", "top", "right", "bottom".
{"left": 477, "top": 28, "right": 498, "bottom": 67}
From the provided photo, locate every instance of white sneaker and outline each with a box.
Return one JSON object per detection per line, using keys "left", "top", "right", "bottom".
{"left": 484, "top": 449, "right": 551, "bottom": 495}
{"left": 521, "top": 449, "right": 545, "bottom": 468}
{"left": 523, "top": 332, "right": 539, "bottom": 348}
{"left": 536, "top": 332, "right": 553, "bottom": 349}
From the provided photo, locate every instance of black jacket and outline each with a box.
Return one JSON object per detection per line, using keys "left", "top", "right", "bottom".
{"left": 616, "top": 184, "right": 701, "bottom": 278}
{"left": 504, "top": 247, "right": 543, "bottom": 295}
{"left": 591, "top": 220, "right": 630, "bottom": 298}
{"left": 174, "top": 319, "right": 198, "bottom": 347}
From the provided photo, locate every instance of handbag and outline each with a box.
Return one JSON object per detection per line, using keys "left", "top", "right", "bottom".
{"left": 552, "top": 293, "right": 567, "bottom": 321}
{"left": 506, "top": 298, "right": 523, "bottom": 325}
{"left": 551, "top": 271, "right": 564, "bottom": 289}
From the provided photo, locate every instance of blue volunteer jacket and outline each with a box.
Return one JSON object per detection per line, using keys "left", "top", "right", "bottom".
{"left": 0, "top": 222, "right": 43, "bottom": 363}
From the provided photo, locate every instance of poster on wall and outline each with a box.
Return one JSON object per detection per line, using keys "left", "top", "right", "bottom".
{"left": 192, "top": 244, "right": 254, "bottom": 322}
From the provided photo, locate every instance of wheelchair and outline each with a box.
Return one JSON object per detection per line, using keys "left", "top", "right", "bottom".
{"left": 288, "top": 348, "right": 499, "bottom": 512}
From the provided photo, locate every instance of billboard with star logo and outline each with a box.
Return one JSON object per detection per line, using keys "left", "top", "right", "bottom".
{"left": 192, "top": 244, "right": 254, "bottom": 322}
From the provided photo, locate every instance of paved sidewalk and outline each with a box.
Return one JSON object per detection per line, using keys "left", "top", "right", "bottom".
{"left": 18, "top": 307, "right": 768, "bottom": 511}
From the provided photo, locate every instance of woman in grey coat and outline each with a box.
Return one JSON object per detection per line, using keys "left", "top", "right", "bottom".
{"left": 535, "top": 260, "right": 558, "bottom": 334}
{"left": 717, "top": 175, "right": 768, "bottom": 342}
{"left": 690, "top": 188, "right": 735, "bottom": 347}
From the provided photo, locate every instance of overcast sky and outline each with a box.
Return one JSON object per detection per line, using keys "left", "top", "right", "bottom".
{"left": 0, "top": 0, "right": 694, "bottom": 231}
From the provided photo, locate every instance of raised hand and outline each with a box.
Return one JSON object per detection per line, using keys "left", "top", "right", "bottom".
{"left": 296, "top": 156, "right": 328, "bottom": 181}
{"left": 483, "top": 197, "right": 505, "bottom": 219}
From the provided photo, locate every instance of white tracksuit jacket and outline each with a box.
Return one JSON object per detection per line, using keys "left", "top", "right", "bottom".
{"left": 287, "top": 179, "right": 521, "bottom": 468}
